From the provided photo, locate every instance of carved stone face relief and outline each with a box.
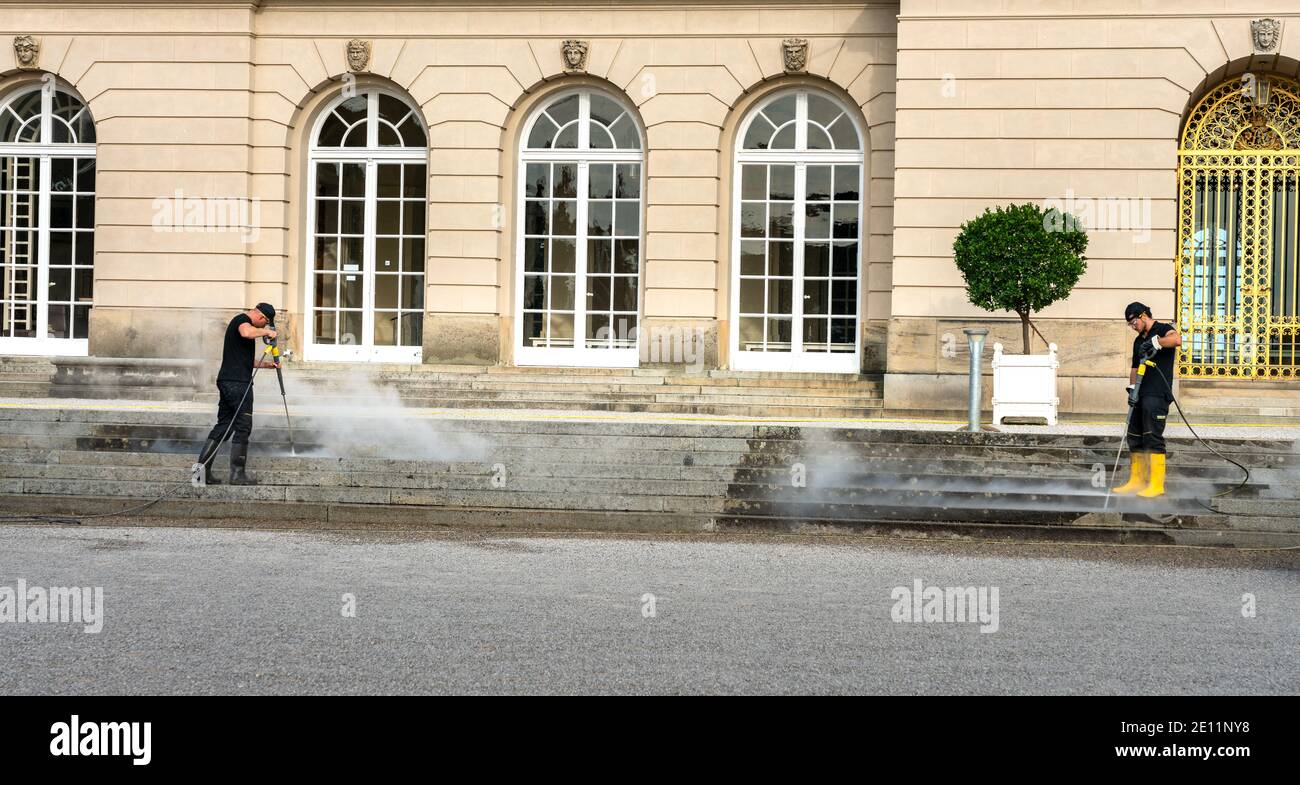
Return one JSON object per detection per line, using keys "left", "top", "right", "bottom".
{"left": 782, "top": 38, "right": 808, "bottom": 73}
{"left": 346, "top": 39, "right": 371, "bottom": 72}
{"left": 1252, "top": 18, "right": 1281, "bottom": 53}
{"left": 562, "top": 39, "right": 588, "bottom": 73}
{"left": 13, "top": 35, "right": 39, "bottom": 69}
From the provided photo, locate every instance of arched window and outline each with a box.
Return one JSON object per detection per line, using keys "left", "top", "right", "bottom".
{"left": 515, "top": 89, "right": 643, "bottom": 367}
{"left": 1178, "top": 75, "right": 1300, "bottom": 379}
{"left": 731, "top": 89, "right": 863, "bottom": 373}
{"left": 0, "top": 84, "right": 96, "bottom": 355}
{"left": 306, "top": 89, "right": 428, "bottom": 362}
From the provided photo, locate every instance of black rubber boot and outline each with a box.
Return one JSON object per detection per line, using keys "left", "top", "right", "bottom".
{"left": 229, "top": 442, "right": 258, "bottom": 486}
{"left": 196, "top": 438, "right": 223, "bottom": 486}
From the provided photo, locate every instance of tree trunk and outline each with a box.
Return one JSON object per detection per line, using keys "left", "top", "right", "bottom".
{"left": 1018, "top": 310, "right": 1031, "bottom": 354}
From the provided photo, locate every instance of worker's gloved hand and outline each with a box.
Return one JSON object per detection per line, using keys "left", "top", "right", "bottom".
{"left": 1126, "top": 384, "right": 1137, "bottom": 407}
{"left": 1139, "top": 335, "right": 1160, "bottom": 360}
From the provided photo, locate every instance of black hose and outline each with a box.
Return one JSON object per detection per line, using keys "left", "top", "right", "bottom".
{"left": 1147, "top": 363, "right": 1300, "bottom": 519}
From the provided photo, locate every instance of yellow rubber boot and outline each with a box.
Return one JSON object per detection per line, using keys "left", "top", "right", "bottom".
{"left": 1112, "top": 453, "right": 1148, "bottom": 494}
{"left": 1138, "top": 453, "right": 1166, "bottom": 498}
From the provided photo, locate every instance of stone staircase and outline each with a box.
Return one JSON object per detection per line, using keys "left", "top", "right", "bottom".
{"left": 9, "top": 355, "right": 1300, "bottom": 421}
{"left": 0, "top": 357, "right": 885, "bottom": 419}
{"left": 1, "top": 401, "right": 1297, "bottom": 545}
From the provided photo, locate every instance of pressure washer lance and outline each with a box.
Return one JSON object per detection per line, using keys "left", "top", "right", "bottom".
{"left": 1103, "top": 357, "right": 1156, "bottom": 512}
{"left": 263, "top": 334, "right": 297, "bottom": 456}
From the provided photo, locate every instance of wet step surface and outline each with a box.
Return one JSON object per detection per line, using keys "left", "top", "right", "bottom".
{"left": 0, "top": 400, "right": 1298, "bottom": 543}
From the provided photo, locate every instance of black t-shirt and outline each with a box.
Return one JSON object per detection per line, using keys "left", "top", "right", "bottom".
{"left": 1132, "top": 321, "right": 1176, "bottom": 401}
{"left": 217, "top": 313, "right": 255, "bottom": 383}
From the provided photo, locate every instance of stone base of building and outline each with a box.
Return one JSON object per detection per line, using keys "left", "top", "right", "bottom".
{"left": 423, "top": 313, "right": 502, "bottom": 365}
{"left": 89, "top": 307, "right": 282, "bottom": 362}
{"left": 638, "top": 318, "right": 718, "bottom": 371}
{"left": 862, "top": 320, "right": 888, "bottom": 373}
{"left": 884, "top": 316, "right": 1138, "bottom": 414}
{"left": 884, "top": 372, "right": 1126, "bottom": 416}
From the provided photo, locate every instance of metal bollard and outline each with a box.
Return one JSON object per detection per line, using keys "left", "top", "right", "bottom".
{"left": 962, "top": 328, "right": 988, "bottom": 432}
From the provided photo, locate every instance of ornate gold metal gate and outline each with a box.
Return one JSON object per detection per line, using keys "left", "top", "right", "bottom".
{"left": 1178, "top": 76, "right": 1300, "bottom": 379}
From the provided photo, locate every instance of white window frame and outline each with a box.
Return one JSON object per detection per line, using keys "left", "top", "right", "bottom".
{"left": 729, "top": 89, "right": 865, "bottom": 374}
{"left": 304, "top": 89, "right": 428, "bottom": 363}
{"left": 514, "top": 89, "right": 644, "bottom": 368}
{"left": 0, "top": 84, "right": 96, "bottom": 357}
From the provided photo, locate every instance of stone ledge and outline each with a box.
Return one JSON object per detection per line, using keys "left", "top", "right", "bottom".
{"left": 52, "top": 356, "right": 207, "bottom": 391}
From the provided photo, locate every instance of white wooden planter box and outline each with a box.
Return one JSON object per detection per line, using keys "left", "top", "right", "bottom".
{"left": 992, "top": 342, "right": 1060, "bottom": 426}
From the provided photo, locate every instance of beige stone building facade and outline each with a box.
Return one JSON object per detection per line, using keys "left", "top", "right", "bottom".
{"left": 1, "top": 1, "right": 1298, "bottom": 413}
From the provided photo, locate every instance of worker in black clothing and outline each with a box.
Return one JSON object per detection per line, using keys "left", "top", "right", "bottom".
{"left": 195, "top": 303, "right": 280, "bottom": 485}
{"left": 1112, "top": 301, "right": 1181, "bottom": 498}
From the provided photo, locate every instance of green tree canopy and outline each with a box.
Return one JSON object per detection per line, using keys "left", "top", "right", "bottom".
{"left": 952, "top": 203, "right": 1088, "bottom": 354}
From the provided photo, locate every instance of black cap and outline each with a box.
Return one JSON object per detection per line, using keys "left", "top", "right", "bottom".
{"left": 254, "top": 302, "right": 276, "bottom": 325}
{"left": 1124, "top": 301, "right": 1150, "bottom": 322}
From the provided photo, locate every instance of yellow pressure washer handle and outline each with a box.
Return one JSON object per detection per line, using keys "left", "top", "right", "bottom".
{"left": 1128, "top": 360, "right": 1155, "bottom": 407}
{"left": 261, "top": 343, "right": 286, "bottom": 395}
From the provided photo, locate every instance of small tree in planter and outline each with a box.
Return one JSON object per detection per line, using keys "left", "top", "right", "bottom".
{"left": 952, "top": 203, "right": 1088, "bottom": 354}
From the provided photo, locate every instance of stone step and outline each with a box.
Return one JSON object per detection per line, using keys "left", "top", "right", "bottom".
{"left": 648, "top": 392, "right": 881, "bottom": 406}
{"left": 1, "top": 467, "right": 1293, "bottom": 536}
{"left": 207, "top": 397, "right": 887, "bottom": 418}
{"left": 0, "top": 427, "right": 1290, "bottom": 473}
{"left": 278, "top": 369, "right": 885, "bottom": 389}
{"left": 239, "top": 392, "right": 887, "bottom": 411}
{"left": 0, "top": 464, "right": 733, "bottom": 497}
{"left": 2, "top": 400, "right": 1296, "bottom": 538}
{"left": 0, "top": 357, "right": 889, "bottom": 419}
{"left": 262, "top": 362, "right": 883, "bottom": 384}
{"left": 264, "top": 380, "right": 886, "bottom": 397}
{"left": 3, "top": 475, "right": 1266, "bottom": 531}
{"left": 0, "top": 460, "right": 1280, "bottom": 509}
{"left": 0, "top": 411, "right": 1293, "bottom": 463}
{"left": 6, "top": 445, "right": 1280, "bottom": 481}
{"left": 723, "top": 491, "right": 1208, "bottom": 522}
{"left": 0, "top": 456, "right": 1275, "bottom": 495}
{"left": 2, "top": 478, "right": 713, "bottom": 513}
{"left": 0, "top": 371, "right": 54, "bottom": 381}
{"left": 0, "top": 466, "right": 1241, "bottom": 516}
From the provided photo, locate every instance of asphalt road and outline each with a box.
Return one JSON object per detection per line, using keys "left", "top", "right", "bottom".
{"left": 0, "top": 522, "right": 1295, "bottom": 695}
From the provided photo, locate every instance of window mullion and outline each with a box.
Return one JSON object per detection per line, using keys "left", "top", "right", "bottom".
{"left": 36, "top": 153, "right": 51, "bottom": 340}
{"left": 795, "top": 92, "right": 808, "bottom": 152}
{"left": 579, "top": 92, "right": 590, "bottom": 152}
{"left": 366, "top": 92, "right": 378, "bottom": 149}
{"left": 39, "top": 85, "right": 50, "bottom": 146}
{"left": 576, "top": 160, "right": 589, "bottom": 352}
{"left": 306, "top": 160, "right": 319, "bottom": 350}
{"left": 578, "top": 93, "right": 590, "bottom": 152}
{"left": 792, "top": 161, "right": 806, "bottom": 355}
{"left": 362, "top": 158, "right": 378, "bottom": 353}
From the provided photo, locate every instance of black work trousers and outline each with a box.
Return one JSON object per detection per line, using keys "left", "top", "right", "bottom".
{"left": 206, "top": 379, "right": 254, "bottom": 445}
{"left": 1126, "top": 395, "right": 1169, "bottom": 454}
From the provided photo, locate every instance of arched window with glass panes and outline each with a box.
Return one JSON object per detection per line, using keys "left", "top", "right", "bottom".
{"left": 306, "top": 89, "right": 428, "bottom": 362}
{"left": 0, "top": 84, "right": 96, "bottom": 355}
{"left": 515, "top": 89, "right": 644, "bottom": 367}
{"left": 731, "top": 89, "right": 864, "bottom": 373}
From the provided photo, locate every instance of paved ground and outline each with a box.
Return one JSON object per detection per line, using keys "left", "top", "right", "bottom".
{"left": 0, "top": 523, "right": 1295, "bottom": 695}
{"left": 7, "top": 395, "right": 1300, "bottom": 438}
